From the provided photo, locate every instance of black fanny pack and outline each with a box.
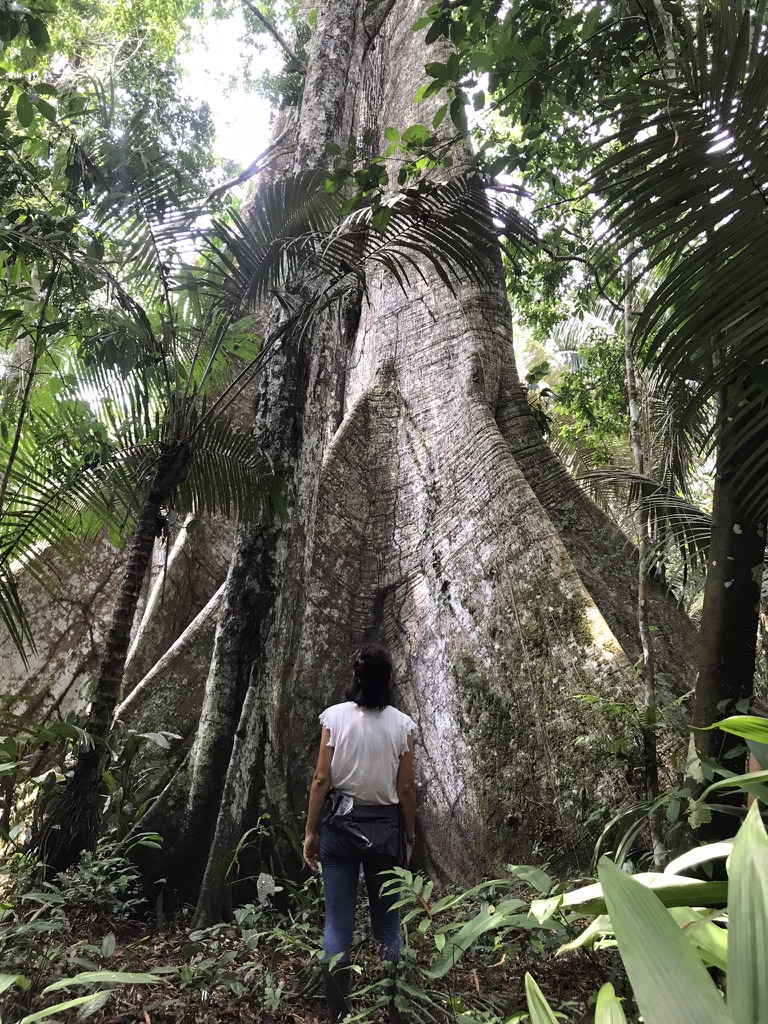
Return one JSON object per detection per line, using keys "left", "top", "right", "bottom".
{"left": 323, "top": 790, "right": 406, "bottom": 865}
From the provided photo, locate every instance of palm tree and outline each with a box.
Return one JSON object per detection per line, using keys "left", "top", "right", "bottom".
{"left": 9, "top": 125, "right": 307, "bottom": 868}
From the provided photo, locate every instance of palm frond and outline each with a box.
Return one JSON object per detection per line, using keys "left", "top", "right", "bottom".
{"left": 198, "top": 170, "right": 344, "bottom": 310}
{"left": 316, "top": 174, "right": 535, "bottom": 296}
{"left": 594, "top": 3, "right": 768, "bottom": 515}
{"left": 175, "top": 418, "right": 282, "bottom": 524}
{"left": 644, "top": 375, "right": 712, "bottom": 496}
{"left": 0, "top": 567, "right": 33, "bottom": 665}
{"left": 1, "top": 444, "right": 154, "bottom": 570}
{"left": 205, "top": 172, "right": 535, "bottom": 324}
{"left": 577, "top": 467, "right": 711, "bottom": 573}
{"left": 87, "top": 115, "right": 188, "bottom": 293}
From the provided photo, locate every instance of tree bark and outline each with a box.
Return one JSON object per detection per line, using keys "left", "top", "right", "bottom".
{"left": 692, "top": 389, "right": 766, "bottom": 837}
{"left": 624, "top": 260, "right": 663, "bottom": 867}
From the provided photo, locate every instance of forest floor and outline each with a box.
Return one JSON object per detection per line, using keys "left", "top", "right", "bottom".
{"left": 9, "top": 903, "right": 612, "bottom": 1024}
{"left": 1, "top": 849, "right": 617, "bottom": 1024}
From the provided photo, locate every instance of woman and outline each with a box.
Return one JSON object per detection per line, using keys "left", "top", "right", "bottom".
{"left": 303, "top": 643, "right": 417, "bottom": 1022}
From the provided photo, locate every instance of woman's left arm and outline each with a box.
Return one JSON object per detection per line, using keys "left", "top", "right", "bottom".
{"left": 303, "top": 725, "right": 334, "bottom": 872}
{"left": 396, "top": 733, "right": 416, "bottom": 862}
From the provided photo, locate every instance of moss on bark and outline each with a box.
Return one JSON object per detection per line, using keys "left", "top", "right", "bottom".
{"left": 452, "top": 571, "right": 634, "bottom": 870}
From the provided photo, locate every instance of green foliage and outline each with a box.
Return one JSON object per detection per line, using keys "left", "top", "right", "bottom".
{"left": 592, "top": 3, "right": 768, "bottom": 519}
{"left": 527, "top": 803, "right": 768, "bottom": 1024}
{"left": 0, "top": 842, "right": 155, "bottom": 1021}
{"left": 372, "top": 864, "right": 595, "bottom": 1020}
{"left": 175, "top": 872, "right": 323, "bottom": 1009}
{"left": 0, "top": 116, "right": 284, "bottom": 654}
{"left": 0, "top": 706, "right": 96, "bottom": 845}
{"left": 0, "top": 0, "right": 227, "bottom": 657}
{"left": 552, "top": 328, "right": 629, "bottom": 465}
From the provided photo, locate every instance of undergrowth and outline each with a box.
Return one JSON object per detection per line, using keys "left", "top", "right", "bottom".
{"left": 0, "top": 846, "right": 612, "bottom": 1024}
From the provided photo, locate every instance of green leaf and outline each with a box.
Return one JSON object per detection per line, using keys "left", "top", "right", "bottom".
{"left": 699, "top": 769, "right": 768, "bottom": 803}
{"left": 16, "top": 92, "right": 34, "bottom": 127}
{"left": 24, "top": 15, "right": 50, "bottom": 48}
{"left": 542, "top": 873, "right": 728, "bottom": 917}
{"left": 728, "top": 802, "right": 768, "bottom": 1024}
{"left": 42, "top": 971, "right": 164, "bottom": 994}
{"left": 449, "top": 97, "right": 467, "bottom": 136}
{"left": 425, "top": 60, "right": 450, "bottom": 80}
{"left": 432, "top": 103, "right": 448, "bottom": 129}
{"left": 413, "top": 79, "right": 443, "bottom": 103}
{"left": 506, "top": 864, "right": 554, "bottom": 893}
{"left": 0, "top": 973, "right": 30, "bottom": 994}
{"left": 524, "top": 973, "right": 560, "bottom": 1024}
{"left": 371, "top": 206, "right": 391, "bottom": 234}
{"left": 325, "top": 141, "right": 342, "bottom": 156}
{"left": 704, "top": 716, "right": 768, "bottom": 745}
{"left": 425, "top": 899, "right": 527, "bottom": 978}
{"left": 598, "top": 858, "right": 729, "bottom": 1024}
{"left": 384, "top": 125, "right": 400, "bottom": 142}
{"left": 582, "top": 5, "right": 601, "bottom": 38}
{"left": 425, "top": 14, "right": 449, "bottom": 44}
{"left": 35, "top": 97, "right": 56, "bottom": 121}
{"left": 557, "top": 914, "right": 613, "bottom": 954}
{"left": 595, "top": 983, "right": 628, "bottom": 1024}
{"left": 78, "top": 988, "right": 112, "bottom": 1019}
{"left": 668, "top": 907, "right": 728, "bottom": 973}
{"left": 665, "top": 842, "right": 733, "bottom": 877}
{"left": 401, "top": 123, "right": 431, "bottom": 145}
{"left": 18, "top": 994, "right": 107, "bottom": 1024}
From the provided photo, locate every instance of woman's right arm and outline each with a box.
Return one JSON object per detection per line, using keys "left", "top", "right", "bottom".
{"left": 396, "top": 733, "right": 416, "bottom": 860}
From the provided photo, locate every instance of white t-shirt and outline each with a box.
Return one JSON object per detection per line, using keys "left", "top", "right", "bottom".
{"left": 319, "top": 701, "right": 418, "bottom": 805}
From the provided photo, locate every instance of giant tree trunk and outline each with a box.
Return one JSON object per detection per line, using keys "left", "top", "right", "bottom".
{"left": 158, "top": 0, "right": 698, "bottom": 925}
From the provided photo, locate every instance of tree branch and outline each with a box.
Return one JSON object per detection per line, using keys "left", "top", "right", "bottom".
{"left": 240, "top": 0, "right": 305, "bottom": 69}
{"left": 206, "top": 126, "right": 291, "bottom": 201}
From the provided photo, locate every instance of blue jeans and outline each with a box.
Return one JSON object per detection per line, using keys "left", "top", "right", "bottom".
{"left": 320, "top": 826, "right": 402, "bottom": 962}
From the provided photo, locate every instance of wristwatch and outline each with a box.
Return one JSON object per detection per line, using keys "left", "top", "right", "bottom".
{"left": 406, "top": 835, "right": 416, "bottom": 845}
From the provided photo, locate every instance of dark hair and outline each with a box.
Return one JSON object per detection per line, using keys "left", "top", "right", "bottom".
{"left": 345, "top": 643, "right": 392, "bottom": 710}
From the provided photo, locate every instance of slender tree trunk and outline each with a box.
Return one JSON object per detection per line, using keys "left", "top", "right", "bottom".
{"left": 34, "top": 444, "right": 191, "bottom": 869}
{"left": 691, "top": 388, "right": 766, "bottom": 839}
{"left": 623, "top": 260, "right": 664, "bottom": 867}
